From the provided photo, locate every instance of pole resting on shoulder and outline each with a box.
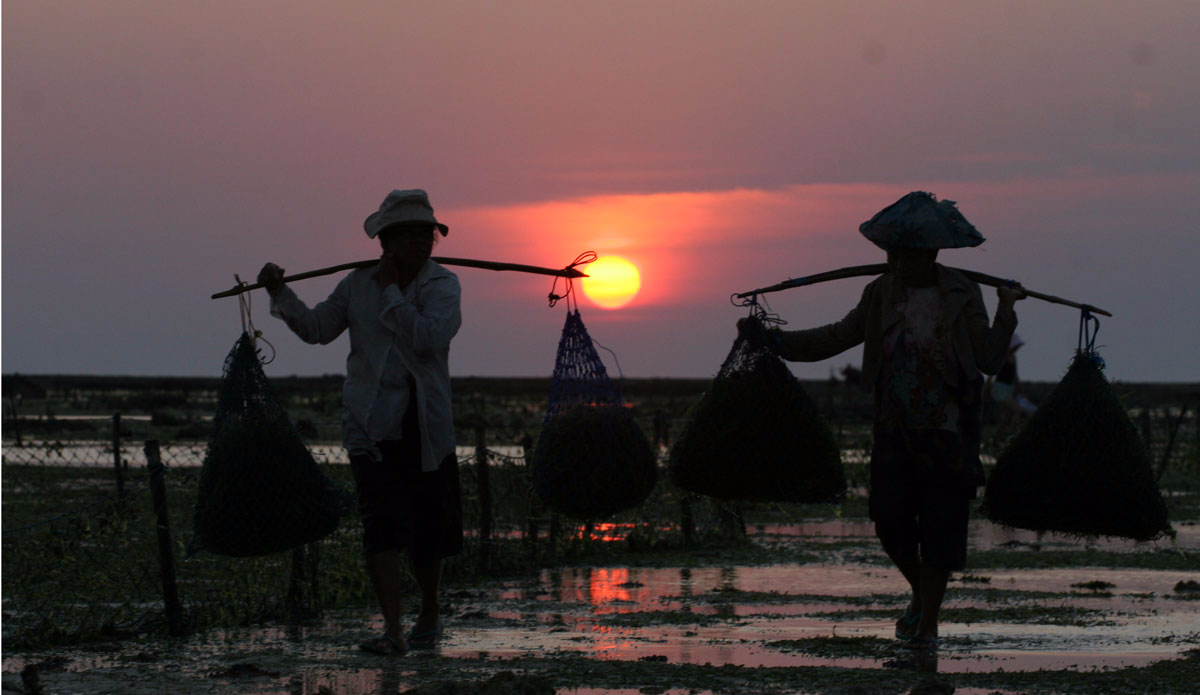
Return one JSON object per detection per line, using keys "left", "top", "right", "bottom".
{"left": 735, "top": 263, "right": 1112, "bottom": 318}
{"left": 212, "top": 255, "right": 590, "bottom": 300}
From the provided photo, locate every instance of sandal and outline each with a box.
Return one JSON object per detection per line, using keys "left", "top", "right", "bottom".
{"left": 408, "top": 620, "right": 442, "bottom": 650}
{"left": 358, "top": 634, "right": 406, "bottom": 655}
{"left": 895, "top": 607, "right": 922, "bottom": 640}
{"left": 901, "top": 635, "right": 940, "bottom": 651}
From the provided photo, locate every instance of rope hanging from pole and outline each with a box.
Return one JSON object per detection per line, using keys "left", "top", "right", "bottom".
{"left": 234, "top": 275, "right": 274, "bottom": 365}
{"left": 547, "top": 251, "right": 597, "bottom": 309}
{"left": 1078, "top": 307, "right": 1104, "bottom": 369}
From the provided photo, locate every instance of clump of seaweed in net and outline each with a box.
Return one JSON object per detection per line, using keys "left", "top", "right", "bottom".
{"left": 669, "top": 315, "right": 845, "bottom": 503}
{"left": 194, "top": 333, "right": 345, "bottom": 557}
{"left": 982, "top": 351, "right": 1170, "bottom": 541}
{"left": 532, "top": 403, "right": 657, "bottom": 519}
{"left": 531, "top": 310, "right": 656, "bottom": 519}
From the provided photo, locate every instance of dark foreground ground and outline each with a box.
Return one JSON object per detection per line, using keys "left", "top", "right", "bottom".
{"left": 3, "top": 375, "right": 1197, "bottom": 694}
{"left": 4, "top": 516, "right": 1198, "bottom": 695}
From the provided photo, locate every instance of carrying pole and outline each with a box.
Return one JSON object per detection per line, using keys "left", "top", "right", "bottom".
{"left": 212, "top": 256, "right": 589, "bottom": 299}
{"left": 735, "top": 263, "right": 1112, "bottom": 317}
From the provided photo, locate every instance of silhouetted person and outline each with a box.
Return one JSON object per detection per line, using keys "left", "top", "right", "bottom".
{"left": 840, "top": 364, "right": 863, "bottom": 388}
{"left": 259, "top": 189, "right": 462, "bottom": 655}
{"left": 748, "top": 192, "right": 1024, "bottom": 649}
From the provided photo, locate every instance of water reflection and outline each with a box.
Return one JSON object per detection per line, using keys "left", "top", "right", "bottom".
{"left": 753, "top": 520, "right": 1198, "bottom": 551}
{"left": 8, "top": 520, "right": 1194, "bottom": 695}
{"left": 679, "top": 567, "right": 693, "bottom": 599}
{"left": 550, "top": 567, "right": 648, "bottom": 611}
{"left": 467, "top": 563, "right": 1200, "bottom": 674}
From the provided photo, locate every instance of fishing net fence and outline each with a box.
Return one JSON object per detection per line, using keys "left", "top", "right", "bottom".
{"left": 1, "top": 424, "right": 759, "bottom": 649}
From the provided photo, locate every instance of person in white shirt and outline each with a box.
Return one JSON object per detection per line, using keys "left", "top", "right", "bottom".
{"left": 258, "top": 189, "right": 462, "bottom": 655}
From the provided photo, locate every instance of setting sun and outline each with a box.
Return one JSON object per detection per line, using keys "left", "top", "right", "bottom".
{"left": 580, "top": 255, "right": 641, "bottom": 309}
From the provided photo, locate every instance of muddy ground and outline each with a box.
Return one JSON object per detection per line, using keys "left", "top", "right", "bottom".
{"left": 4, "top": 520, "right": 1198, "bottom": 695}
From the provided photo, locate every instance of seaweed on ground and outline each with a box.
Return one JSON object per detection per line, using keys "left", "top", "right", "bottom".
{"left": 982, "top": 351, "right": 1170, "bottom": 541}
{"left": 669, "top": 315, "right": 845, "bottom": 503}
{"left": 193, "top": 333, "right": 345, "bottom": 557}
{"left": 401, "top": 671, "right": 555, "bottom": 695}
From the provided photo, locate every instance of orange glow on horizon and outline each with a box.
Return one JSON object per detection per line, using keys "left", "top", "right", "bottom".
{"left": 445, "top": 184, "right": 902, "bottom": 310}
{"left": 581, "top": 255, "right": 641, "bottom": 309}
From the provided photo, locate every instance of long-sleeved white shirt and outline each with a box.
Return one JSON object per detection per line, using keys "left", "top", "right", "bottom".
{"left": 269, "top": 259, "right": 461, "bottom": 471}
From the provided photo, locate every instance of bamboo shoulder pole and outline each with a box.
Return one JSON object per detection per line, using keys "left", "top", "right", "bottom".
{"left": 736, "top": 263, "right": 1112, "bottom": 317}
{"left": 212, "top": 256, "right": 588, "bottom": 299}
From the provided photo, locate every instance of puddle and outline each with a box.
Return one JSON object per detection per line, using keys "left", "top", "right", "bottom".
{"left": 5, "top": 522, "right": 1197, "bottom": 694}
{"left": 561, "top": 691, "right": 700, "bottom": 695}
{"left": 751, "top": 519, "right": 1200, "bottom": 551}
{"left": 473, "top": 563, "right": 1200, "bottom": 674}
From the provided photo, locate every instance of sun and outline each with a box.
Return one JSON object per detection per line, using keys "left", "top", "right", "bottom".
{"left": 580, "top": 255, "right": 641, "bottom": 309}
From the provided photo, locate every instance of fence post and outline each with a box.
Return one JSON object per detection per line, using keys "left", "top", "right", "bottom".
{"left": 1139, "top": 408, "right": 1154, "bottom": 455}
{"left": 548, "top": 513, "right": 560, "bottom": 563}
{"left": 680, "top": 495, "right": 694, "bottom": 550}
{"left": 287, "top": 547, "right": 308, "bottom": 621}
{"left": 112, "top": 413, "right": 125, "bottom": 494}
{"left": 12, "top": 394, "right": 22, "bottom": 447}
{"left": 308, "top": 542, "right": 321, "bottom": 611}
{"left": 521, "top": 434, "right": 539, "bottom": 561}
{"left": 475, "top": 425, "right": 492, "bottom": 575}
{"left": 145, "top": 440, "right": 186, "bottom": 637}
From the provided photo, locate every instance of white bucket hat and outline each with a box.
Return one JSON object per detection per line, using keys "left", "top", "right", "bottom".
{"left": 363, "top": 189, "right": 449, "bottom": 239}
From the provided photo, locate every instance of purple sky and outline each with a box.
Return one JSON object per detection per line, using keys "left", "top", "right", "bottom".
{"left": 4, "top": 1, "right": 1199, "bottom": 382}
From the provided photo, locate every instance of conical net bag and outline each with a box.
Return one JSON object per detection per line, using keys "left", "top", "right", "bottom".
{"left": 669, "top": 316, "right": 845, "bottom": 502}
{"left": 194, "top": 333, "right": 345, "bottom": 556}
{"left": 531, "top": 311, "right": 656, "bottom": 519}
{"left": 982, "top": 352, "right": 1170, "bottom": 541}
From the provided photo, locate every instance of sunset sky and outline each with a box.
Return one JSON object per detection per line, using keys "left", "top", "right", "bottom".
{"left": 4, "top": 1, "right": 1199, "bottom": 382}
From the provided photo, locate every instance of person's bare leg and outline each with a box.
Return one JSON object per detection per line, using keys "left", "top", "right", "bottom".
{"left": 413, "top": 560, "right": 443, "bottom": 634}
{"left": 916, "top": 565, "right": 950, "bottom": 640}
{"left": 366, "top": 550, "right": 405, "bottom": 642}
{"left": 883, "top": 545, "right": 922, "bottom": 616}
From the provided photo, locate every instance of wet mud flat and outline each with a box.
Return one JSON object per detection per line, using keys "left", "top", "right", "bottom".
{"left": 4, "top": 520, "right": 1198, "bottom": 695}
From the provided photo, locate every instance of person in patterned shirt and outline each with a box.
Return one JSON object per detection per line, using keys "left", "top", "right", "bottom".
{"left": 755, "top": 193, "right": 1025, "bottom": 649}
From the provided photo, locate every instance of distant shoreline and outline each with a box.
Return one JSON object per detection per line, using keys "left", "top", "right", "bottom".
{"left": 5, "top": 372, "right": 1198, "bottom": 402}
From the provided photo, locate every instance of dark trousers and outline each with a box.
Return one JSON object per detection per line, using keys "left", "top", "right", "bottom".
{"left": 869, "top": 430, "right": 972, "bottom": 571}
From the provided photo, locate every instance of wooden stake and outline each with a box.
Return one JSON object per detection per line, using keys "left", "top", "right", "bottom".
{"left": 475, "top": 425, "right": 492, "bottom": 576}
{"left": 736, "top": 263, "right": 1112, "bottom": 317}
{"left": 212, "top": 256, "right": 589, "bottom": 299}
{"left": 145, "top": 440, "right": 186, "bottom": 637}
{"left": 112, "top": 413, "right": 124, "bottom": 495}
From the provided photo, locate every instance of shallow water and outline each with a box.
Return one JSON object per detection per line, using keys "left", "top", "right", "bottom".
{"left": 451, "top": 563, "right": 1200, "bottom": 675}
{"left": 753, "top": 519, "right": 1199, "bottom": 551}
{"left": 4, "top": 521, "right": 1197, "bottom": 694}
